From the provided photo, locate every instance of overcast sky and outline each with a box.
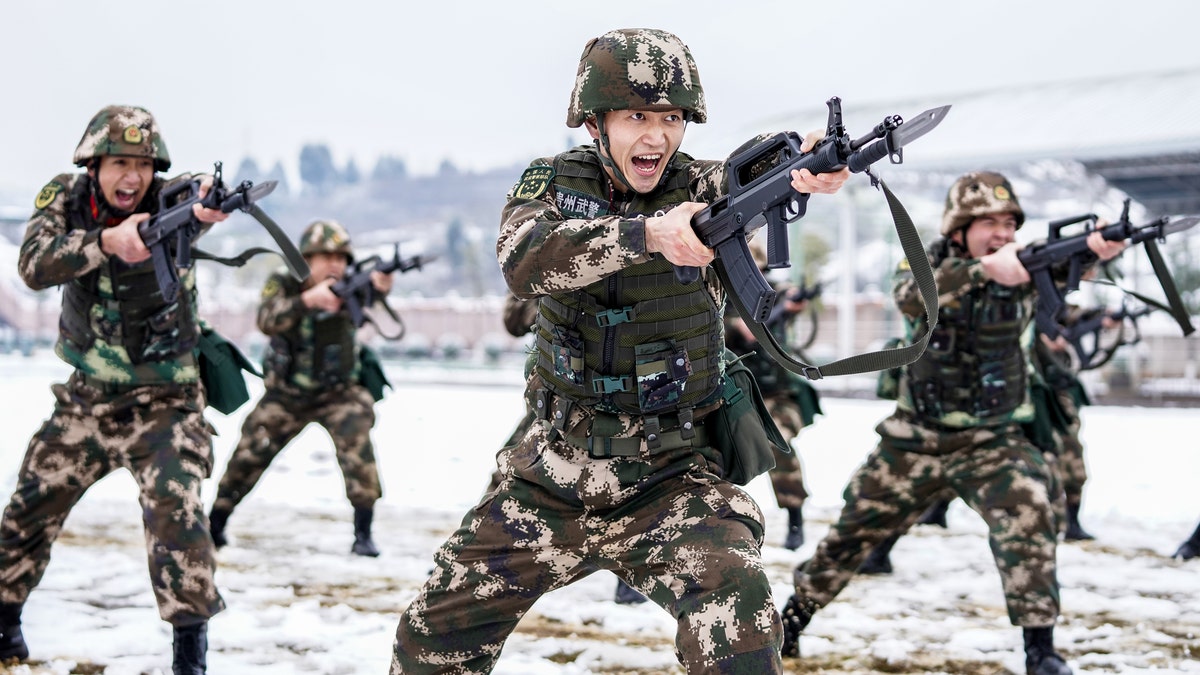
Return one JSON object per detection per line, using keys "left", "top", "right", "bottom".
{"left": 2, "top": 0, "right": 1199, "bottom": 199}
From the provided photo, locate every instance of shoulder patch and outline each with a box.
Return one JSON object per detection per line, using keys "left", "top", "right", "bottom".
{"left": 34, "top": 182, "right": 64, "bottom": 210}
{"left": 896, "top": 258, "right": 911, "bottom": 271}
{"left": 261, "top": 277, "right": 282, "bottom": 299}
{"left": 512, "top": 166, "right": 555, "bottom": 200}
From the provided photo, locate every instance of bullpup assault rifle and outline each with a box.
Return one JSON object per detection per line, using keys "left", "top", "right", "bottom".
{"left": 1017, "top": 198, "right": 1198, "bottom": 343}
{"left": 683, "top": 97, "right": 949, "bottom": 380}
{"left": 330, "top": 242, "right": 435, "bottom": 338}
{"left": 137, "top": 161, "right": 309, "bottom": 301}
{"left": 1059, "top": 302, "right": 1154, "bottom": 371}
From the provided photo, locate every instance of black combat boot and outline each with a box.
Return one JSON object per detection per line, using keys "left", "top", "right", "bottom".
{"left": 351, "top": 506, "right": 380, "bottom": 557}
{"left": 1062, "top": 502, "right": 1094, "bottom": 541}
{"left": 1174, "top": 523, "right": 1200, "bottom": 560}
{"left": 916, "top": 498, "right": 950, "bottom": 528}
{"left": 780, "top": 595, "right": 816, "bottom": 658}
{"left": 207, "top": 507, "right": 231, "bottom": 549}
{"left": 783, "top": 506, "right": 805, "bottom": 551}
{"left": 172, "top": 622, "right": 207, "bottom": 675}
{"left": 613, "top": 579, "right": 649, "bottom": 605}
{"left": 0, "top": 602, "right": 28, "bottom": 661}
{"left": 1023, "top": 626, "right": 1072, "bottom": 675}
{"left": 858, "top": 532, "right": 899, "bottom": 576}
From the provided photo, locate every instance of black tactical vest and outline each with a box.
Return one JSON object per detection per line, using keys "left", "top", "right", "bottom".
{"left": 904, "top": 253, "right": 1029, "bottom": 424}
{"left": 262, "top": 274, "right": 359, "bottom": 390}
{"left": 56, "top": 176, "right": 200, "bottom": 371}
{"left": 533, "top": 148, "right": 724, "bottom": 416}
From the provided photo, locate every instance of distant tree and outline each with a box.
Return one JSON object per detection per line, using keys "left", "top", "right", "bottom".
{"left": 437, "top": 159, "right": 459, "bottom": 177}
{"left": 343, "top": 158, "right": 361, "bottom": 185}
{"left": 445, "top": 217, "right": 466, "bottom": 270}
{"left": 234, "top": 157, "right": 262, "bottom": 185}
{"left": 299, "top": 143, "right": 338, "bottom": 195}
{"left": 372, "top": 155, "right": 408, "bottom": 182}
{"left": 266, "top": 161, "right": 291, "bottom": 196}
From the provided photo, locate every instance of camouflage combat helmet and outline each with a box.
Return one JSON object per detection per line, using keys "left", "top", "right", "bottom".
{"left": 299, "top": 219, "right": 354, "bottom": 262}
{"left": 566, "top": 28, "right": 706, "bottom": 128}
{"left": 941, "top": 171, "right": 1025, "bottom": 236}
{"left": 73, "top": 105, "right": 171, "bottom": 171}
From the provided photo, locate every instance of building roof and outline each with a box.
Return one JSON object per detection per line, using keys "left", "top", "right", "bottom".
{"left": 696, "top": 67, "right": 1200, "bottom": 217}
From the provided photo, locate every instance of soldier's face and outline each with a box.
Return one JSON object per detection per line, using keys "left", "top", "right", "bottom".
{"left": 94, "top": 155, "right": 154, "bottom": 213}
{"left": 307, "top": 252, "right": 349, "bottom": 283}
{"left": 589, "top": 109, "right": 685, "bottom": 193}
{"left": 958, "top": 213, "right": 1018, "bottom": 258}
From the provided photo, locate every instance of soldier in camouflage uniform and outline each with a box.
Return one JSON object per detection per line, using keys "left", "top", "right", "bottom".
{"left": 0, "top": 105, "right": 229, "bottom": 674}
{"left": 392, "top": 28, "right": 848, "bottom": 674}
{"left": 780, "top": 172, "right": 1127, "bottom": 675}
{"left": 207, "top": 219, "right": 392, "bottom": 557}
{"left": 724, "top": 241, "right": 822, "bottom": 551}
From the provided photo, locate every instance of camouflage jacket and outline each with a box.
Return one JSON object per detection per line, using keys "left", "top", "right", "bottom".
{"left": 19, "top": 171, "right": 208, "bottom": 384}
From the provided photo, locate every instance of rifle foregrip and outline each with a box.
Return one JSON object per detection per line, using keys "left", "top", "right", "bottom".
{"left": 847, "top": 140, "right": 891, "bottom": 174}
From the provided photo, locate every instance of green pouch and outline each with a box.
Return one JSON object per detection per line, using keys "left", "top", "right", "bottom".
{"left": 195, "top": 326, "right": 260, "bottom": 415}
{"left": 789, "top": 374, "right": 823, "bottom": 427}
{"left": 707, "top": 350, "right": 789, "bottom": 485}
{"left": 1023, "top": 380, "right": 1067, "bottom": 455}
{"left": 358, "top": 345, "right": 391, "bottom": 402}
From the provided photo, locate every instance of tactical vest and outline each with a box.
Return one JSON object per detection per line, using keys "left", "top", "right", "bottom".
{"left": 533, "top": 148, "right": 723, "bottom": 417}
{"left": 902, "top": 270, "right": 1029, "bottom": 425}
{"left": 262, "top": 274, "right": 360, "bottom": 390}
{"left": 55, "top": 176, "right": 200, "bottom": 383}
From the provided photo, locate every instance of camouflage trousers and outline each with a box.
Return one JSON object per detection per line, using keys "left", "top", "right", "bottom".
{"left": 1051, "top": 389, "right": 1087, "bottom": 504}
{"left": 393, "top": 406, "right": 783, "bottom": 674}
{"left": 212, "top": 382, "right": 381, "bottom": 513}
{"left": 763, "top": 394, "right": 808, "bottom": 510}
{"left": 793, "top": 414, "right": 1062, "bottom": 627}
{"left": 0, "top": 373, "right": 224, "bottom": 626}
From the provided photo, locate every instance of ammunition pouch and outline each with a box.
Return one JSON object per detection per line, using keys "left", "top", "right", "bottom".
{"left": 195, "top": 325, "right": 260, "bottom": 414}
{"left": 358, "top": 345, "right": 391, "bottom": 402}
{"left": 707, "top": 350, "right": 789, "bottom": 485}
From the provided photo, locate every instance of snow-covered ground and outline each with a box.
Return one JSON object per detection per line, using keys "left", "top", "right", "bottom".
{"left": 0, "top": 353, "right": 1196, "bottom": 675}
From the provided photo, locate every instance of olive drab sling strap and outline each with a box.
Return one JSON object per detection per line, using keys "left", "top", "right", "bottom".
{"left": 716, "top": 179, "right": 939, "bottom": 380}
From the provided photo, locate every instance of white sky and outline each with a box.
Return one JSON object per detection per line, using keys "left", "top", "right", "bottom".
{"left": 3, "top": 0, "right": 1200, "bottom": 198}
{"left": 1, "top": 355, "right": 1198, "bottom": 673}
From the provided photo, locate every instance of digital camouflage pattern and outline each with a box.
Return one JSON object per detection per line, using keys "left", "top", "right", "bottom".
{"left": 393, "top": 382, "right": 782, "bottom": 674}
{"left": 212, "top": 382, "right": 381, "bottom": 513}
{"left": 72, "top": 105, "right": 171, "bottom": 171}
{"left": 396, "top": 133, "right": 792, "bottom": 672}
{"left": 567, "top": 28, "right": 706, "bottom": 128}
{"left": 791, "top": 418, "right": 1062, "bottom": 626}
{"left": 212, "top": 266, "right": 381, "bottom": 515}
{"left": 299, "top": 218, "right": 354, "bottom": 261}
{"left": 20, "top": 171, "right": 208, "bottom": 385}
{"left": 789, "top": 182, "right": 1065, "bottom": 637}
{"left": 0, "top": 376, "right": 224, "bottom": 626}
{"left": 940, "top": 171, "right": 1025, "bottom": 236}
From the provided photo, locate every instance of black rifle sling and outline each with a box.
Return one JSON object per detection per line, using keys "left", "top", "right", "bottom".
{"left": 716, "top": 180, "right": 939, "bottom": 381}
{"left": 1142, "top": 239, "right": 1195, "bottom": 336}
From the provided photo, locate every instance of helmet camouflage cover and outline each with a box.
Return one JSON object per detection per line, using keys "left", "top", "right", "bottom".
{"left": 941, "top": 171, "right": 1025, "bottom": 236}
{"left": 566, "top": 28, "right": 706, "bottom": 128}
{"left": 299, "top": 219, "right": 354, "bottom": 262}
{"left": 73, "top": 105, "right": 171, "bottom": 171}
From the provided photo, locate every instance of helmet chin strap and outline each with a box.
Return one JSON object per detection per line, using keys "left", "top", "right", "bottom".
{"left": 594, "top": 115, "right": 635, "bottom": 194}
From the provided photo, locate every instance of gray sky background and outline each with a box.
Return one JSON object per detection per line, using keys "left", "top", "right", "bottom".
{"left": 2, "top": 0, "right": 1199, "bottom": 198}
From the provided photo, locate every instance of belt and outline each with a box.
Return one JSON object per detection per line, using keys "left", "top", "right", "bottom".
{"left": 75, "top": 372, "right": 146, "bottom": 395}
{"left": 563, "top": 425, "right": 709, "bottom": 459}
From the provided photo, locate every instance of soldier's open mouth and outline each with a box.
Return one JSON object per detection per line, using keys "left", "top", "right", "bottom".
{"left": 113, "top": 189, "right": 138, "bottom": 209}
{"left": 632, "top": 154, "right": 661, "bottom": 176}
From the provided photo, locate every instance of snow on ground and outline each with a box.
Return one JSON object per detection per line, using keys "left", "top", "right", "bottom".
{"left": 0, "top": 353, "right": 1197, "bottom": 675}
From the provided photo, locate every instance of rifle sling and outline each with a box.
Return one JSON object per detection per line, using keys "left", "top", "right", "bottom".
{"left": 718, "top": 179, "right": 939, "bottom": 381}
{"left": 1142, "top": 239, "right": 1195, "bottom": 337}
